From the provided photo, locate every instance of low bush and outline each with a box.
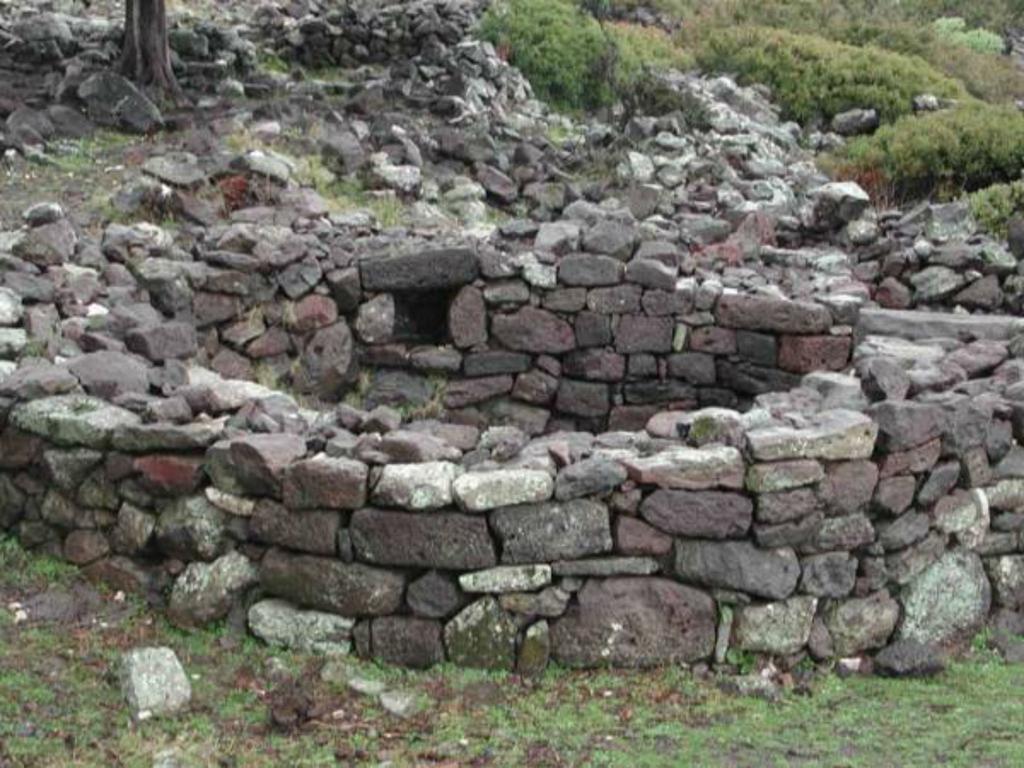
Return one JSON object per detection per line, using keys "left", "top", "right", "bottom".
{"left": 479, "top": 0, "right": 615, "bottom": 110}
{"left": 834, "top": 104, "right": 1024, "bottom": 200}
{"left": 609, "top": 21, "right": 693, "bottom": 78}
{"left": 480, "top": 0, "right": 693, "bottom": 112}
{"left": 694, "top": 26, "right": 966, "bottom": 124}
{"left": 968, "top": 179, "right": 1024, "bottom": 236}
{"left": 933, "top": 16, "right": 1005, "bottom": 53}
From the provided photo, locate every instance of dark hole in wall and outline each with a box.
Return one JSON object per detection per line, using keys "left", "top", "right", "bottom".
{"left": 392, "top": 290, "right": 455, "bottom": 344}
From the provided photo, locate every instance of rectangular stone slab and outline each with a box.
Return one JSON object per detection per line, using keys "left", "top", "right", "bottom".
{"left": 857, "top": 308, "right": 1024, "bottom": 341}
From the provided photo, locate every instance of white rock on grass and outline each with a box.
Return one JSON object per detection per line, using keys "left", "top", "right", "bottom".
{"left": 119, "top": 647, "right": 191, "bottom": 720}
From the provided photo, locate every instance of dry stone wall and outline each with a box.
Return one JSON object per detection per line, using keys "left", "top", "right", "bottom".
{"left": 1, "top": 333, "right": 1022, "bottom": 671}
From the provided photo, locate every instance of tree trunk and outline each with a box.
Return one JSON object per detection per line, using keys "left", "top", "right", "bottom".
{"left": 121, "top": 0, "right": 181, "bottom": 97}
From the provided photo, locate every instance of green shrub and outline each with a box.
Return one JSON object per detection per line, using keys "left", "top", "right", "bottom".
{"left": 968, "top": 179, "right": 1024, "bottom": 236}
{"left": 835, "top": 104, "right": 1024, "bottom": 200}
{"left": 609, "top": 21, "right": 693, "bottom": 78}
{"left": 480, "top": 0, "right": 694, "bottom": 112}
{"left": 480, "top": 0, "right": 615, "bottom": 110}
{"left": 694, "top": 26, "right": 966, "bottom": 124}
{"left": 933, "top": 17, "right": 1006, "bottom": 53}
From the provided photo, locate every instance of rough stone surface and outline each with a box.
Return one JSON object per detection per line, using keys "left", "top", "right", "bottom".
{"left": 673, "top": 540, "right": 800, "bottom": 600}
{"left": 898, "top": 551, "right": 991, "bottom": 647}
{"left": 248, "top": 598, "right": 354, "bottom": 654}
{"left": 733, "top": 597, "right": 818, "bottom": 655}
{"left": 551, "top": 578, "right": 715, "bottom": 667}
{"left": 444, "top": 597, "right": 518, "bottom": 671}
{"left": 119, "top": 648, "right": 191, "bottom": 720}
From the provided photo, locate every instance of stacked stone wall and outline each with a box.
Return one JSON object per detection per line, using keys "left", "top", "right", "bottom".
{"left": 2, "top": 361, "right": 1021, "bottom": 670}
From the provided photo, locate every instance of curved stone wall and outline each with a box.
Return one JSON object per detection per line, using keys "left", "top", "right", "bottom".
{"left": 1, "top": 351, "right": 1020, "bottom": 671}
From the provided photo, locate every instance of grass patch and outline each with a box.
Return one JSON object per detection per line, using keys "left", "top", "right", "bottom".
{"left": 2, "top": 540, "right": 1024, "bottom": 766}
{"left": 0, "top": 536, "right": 77, "bottom": 591}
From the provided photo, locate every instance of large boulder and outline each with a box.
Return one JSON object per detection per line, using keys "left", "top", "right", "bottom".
{"left": 551, "top": 578, "right": 716, "bottom": 667}
{"left": 898, "top": 550, "right": 991, "bottom": 647}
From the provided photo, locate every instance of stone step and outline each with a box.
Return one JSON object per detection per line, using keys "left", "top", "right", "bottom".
{"left": 857, "top": 308, "right": 1024, "bottom": 342}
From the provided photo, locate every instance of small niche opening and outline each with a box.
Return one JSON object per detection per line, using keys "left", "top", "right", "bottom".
{"left": 392, "top": 289, "right": 455, "bottom": 344}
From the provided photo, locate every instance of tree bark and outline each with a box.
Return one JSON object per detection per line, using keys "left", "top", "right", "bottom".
{"left": 121, "top": 0, "right": 181, "bottom": 97}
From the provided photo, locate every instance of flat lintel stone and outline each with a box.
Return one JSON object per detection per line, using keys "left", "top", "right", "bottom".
{"left": 359, "top": 248, "right": 478, "bottom": 291}
{"left": 857, "top": 308, "right": 1024, "bottom": 342}
{"left": 746, "top": 410, "right": 877, "bottom": 462}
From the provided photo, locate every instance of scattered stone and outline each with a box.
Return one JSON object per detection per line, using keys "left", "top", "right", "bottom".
{"left": 119, "top": 647, "right": 191, "bottom": 720}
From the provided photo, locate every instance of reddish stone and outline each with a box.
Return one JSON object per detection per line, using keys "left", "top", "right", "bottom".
{"left": 689, "top": 326, "right": 736, "bottom": 354}
{"left": 194, "top": 292, "right": 242, "bottom": 327}
{"left": 615, "top": 516, "right": 673, "bottom": 557}
{"left": 716, "top": 295, "right": 832, "bottom": 333}
{"left": 875, "top": 277, "right": 912, "bottom": 309}
{"left": 777, "top": 335, "right": 852, "bottom": 374}
{"left": 134, "top": 454, "right": 205, "bottom": 496}
{"left": 873, "top": 475, "right": 917, "bottom": 517}
{"left": 210, "top": 348, "right": 253, "bottom": 380}
{"left": 492, "top": 307, "right": 575, "bottom": 354}
{"left": 876, "top": 437, "right": 942, "bottom": 479}
{"left": 608, "top": 405, "right": 660, "bottom": 432}
{"left": 289, "top": 294, "right": 339, "bottom": 333}
{"left": 696, "top": 240, "right": 744, "bottom": 266}
{"left": 246, "top": 327, "right": 292, "bottom": 358}
{"left": 640, "top": 490, "right": 752, "bottom": 538}
{"left": 282, "top": 455, "right": 368, "bottom": 510}
{"left": 735, "top": 211, "right": 777, "bottom": 248}
{"left": 0, "top": 427, "right": 43, "bottom": 469}
{"left": 819, "top": 460, "right": 879, "bottom": 515}
{"left": 448, "top": 285, "right": 487, "bottom": 348}
{"left": 563, "top": 349, "right": 626, "bottom": 381}
{"left": 444, "top": 375, "right": 513, "bottom": 408}
{"left": 615, "top": 315, "right": 674, "bottom": 354}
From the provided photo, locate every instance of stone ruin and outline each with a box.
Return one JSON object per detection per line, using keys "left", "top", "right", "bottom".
{"left": 2, "top": 0, "right": 1024, "bottom": 675}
